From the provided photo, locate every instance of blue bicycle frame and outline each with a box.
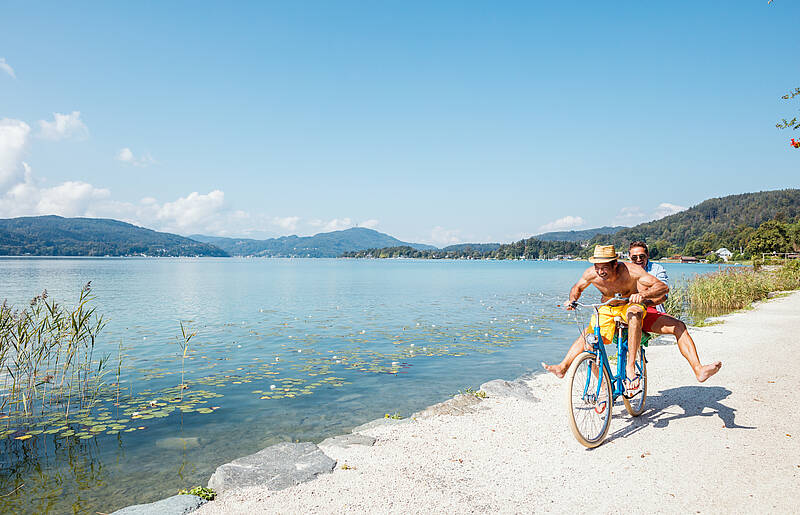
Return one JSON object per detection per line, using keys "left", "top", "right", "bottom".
{"left": 579, "top": 302, "right": 646, "bottom": 402}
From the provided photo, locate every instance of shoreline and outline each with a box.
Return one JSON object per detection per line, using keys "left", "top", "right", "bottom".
{"left": 113, "top": 291, "right": 800, "bottom": 514}
{"left": 147, "top": 291, "right": 798, "bottom": 513}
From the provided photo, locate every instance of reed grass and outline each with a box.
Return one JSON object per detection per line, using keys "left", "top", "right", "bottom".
{"left": 0, "top": 283, "right": 107, "bottom": 421}
{"left": 667, "top": 261, "right": 800, "bottom": 320}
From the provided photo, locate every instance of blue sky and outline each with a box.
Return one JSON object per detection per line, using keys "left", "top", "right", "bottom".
{"left": 1, "top": 1, "right": 798, "bottom": 245}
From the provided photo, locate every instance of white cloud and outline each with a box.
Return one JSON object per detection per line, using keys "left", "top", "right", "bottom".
{"left": 0, "top": 58, "right": 15, "bottom": 79}
{"left": 0, "top": 118, "right": 31, "bottom": 188}
{"left": 148, "top": 190, "right": 226, "bottom": 233}
{"left": 428, "top": 226, "right": 462, "bottom": 246}
{"left": 38, "top": 111, "right": 89, "bottom": 141}
{"left": 653, "top": 202, "right": 687, "bottom": 219}
{"left": 0, "top": 163, "right": 111, "bottom": 219}
{"left": 538, "top": 215, "right": 585, "bottom": 233}
{"left": 117, "top": 148, "right": 134, "bottom": 162}
{"left": 116, "top": 147, "right": 156, "bottom": 167}
{"left": 0, "top": 115, "right": 382, "bottom": 238}
{"left": 309, "top": 217, "right": 356, "bottom": 232}
{"left": 271, "top": 216, "right": 300, "bottom": 231}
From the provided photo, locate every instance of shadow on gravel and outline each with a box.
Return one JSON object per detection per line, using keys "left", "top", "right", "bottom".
{"left": 606, "top": 385, "right": 755, "bottom": 444}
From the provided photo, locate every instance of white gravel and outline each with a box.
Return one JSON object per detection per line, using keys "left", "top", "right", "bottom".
{"left": 197, "top": 292, "right": 800, "bottom": 514}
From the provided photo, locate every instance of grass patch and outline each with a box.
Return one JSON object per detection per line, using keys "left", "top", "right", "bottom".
{"left": 458, "top": 387, "right": 487, "bottom": 399}
{"left": 666, "top": 261, "right": 800, "bottom": 321}
{"left": 178, "top": 486, "right": 216, "bottom": 500}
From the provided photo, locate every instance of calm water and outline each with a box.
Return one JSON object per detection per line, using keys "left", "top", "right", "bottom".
{"left": 0, "top": 258, "right": 720, "bottom": 513}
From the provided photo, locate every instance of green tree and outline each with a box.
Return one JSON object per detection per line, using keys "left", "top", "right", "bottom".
{"left": 746, "top": 220, "right": 792, "bottom": 255}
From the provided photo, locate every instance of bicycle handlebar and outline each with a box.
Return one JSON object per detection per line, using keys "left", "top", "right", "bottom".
{"left": 568, "top": 295, "right": 630, "bottom": 309}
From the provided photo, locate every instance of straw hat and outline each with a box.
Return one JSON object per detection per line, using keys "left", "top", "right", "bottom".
{"left": 589, "top": 245, "right": 618, "bottom": 263}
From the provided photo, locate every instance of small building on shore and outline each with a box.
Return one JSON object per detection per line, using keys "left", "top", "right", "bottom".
{"left": 681, "top": 256, "right": 700, "bottom": 263}
{"left": 715, "top": 248, "right": 733, "bottom": 261}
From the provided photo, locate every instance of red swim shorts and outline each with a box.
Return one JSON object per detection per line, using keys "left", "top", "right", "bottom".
{"left": 642, "top": 306, "right": 667, "bottom": 333}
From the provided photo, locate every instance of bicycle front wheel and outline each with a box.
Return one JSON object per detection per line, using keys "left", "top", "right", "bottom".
{"left": 566, "top": 352, "right": 613, "bottom": 448}
{"left": 623, "top": 346, "right": 647, "bottom": 416}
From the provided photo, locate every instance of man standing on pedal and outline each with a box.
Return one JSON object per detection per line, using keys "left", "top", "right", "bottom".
{"left": 543, "top": 244, "right": 668, "bottom": 393}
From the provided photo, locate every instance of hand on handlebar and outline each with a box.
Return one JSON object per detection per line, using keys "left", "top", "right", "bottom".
{"left": 629, "top": 293, "right": 644, "bottom": 304}
{"left": 563, "top": 300, "right": 578, "bottom": 311}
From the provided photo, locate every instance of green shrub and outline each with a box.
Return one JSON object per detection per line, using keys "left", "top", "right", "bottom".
{"left": 178, "top": 486, "right": 216, "bottom": 501}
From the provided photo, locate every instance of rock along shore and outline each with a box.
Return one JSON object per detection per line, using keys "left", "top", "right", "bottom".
{"left": 115, "top": 292, "right": 800, "bottom": 514}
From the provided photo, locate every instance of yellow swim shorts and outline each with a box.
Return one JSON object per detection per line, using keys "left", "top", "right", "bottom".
{"left": 590, "top": 303, "right": 647, "bottom": 345}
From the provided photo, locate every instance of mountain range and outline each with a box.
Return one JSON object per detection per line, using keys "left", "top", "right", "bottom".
{"left": 1, "top": 189, "right": 797, "bottom": 257}
{"left": 190, "top": 228, "right": 436, "bottom": 257}
{"left": 0, "top": 216, "right": 227, "bottom": 257}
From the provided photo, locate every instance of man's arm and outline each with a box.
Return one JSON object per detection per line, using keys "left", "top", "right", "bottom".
{"left": 565, "top": 268, "right": 594, "bottom": 310}
{"left": 629, "top": 267, "right": 668, "bottom": 305}
{"left": 643, "top": 294, "right": 667, "bottom": 307}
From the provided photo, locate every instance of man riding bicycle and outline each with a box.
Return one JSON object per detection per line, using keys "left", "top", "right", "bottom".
{"left": 543, "top": 242, "right": 722, "bottom": 384}
{"left": 543, "top": 244, "right": 668, "bottom": 393}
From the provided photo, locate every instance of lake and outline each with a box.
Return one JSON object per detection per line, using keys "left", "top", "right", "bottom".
{"left": 0, "top": 258, "right": 721, "bottom": 513}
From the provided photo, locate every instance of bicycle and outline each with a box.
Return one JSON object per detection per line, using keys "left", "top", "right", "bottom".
{"left": 565, "top": 295, "right": 649, "bottom": 448}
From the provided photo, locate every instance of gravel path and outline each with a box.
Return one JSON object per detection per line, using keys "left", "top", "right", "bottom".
{"left": 196, "top": 292, "right": 800, "bottom": 514}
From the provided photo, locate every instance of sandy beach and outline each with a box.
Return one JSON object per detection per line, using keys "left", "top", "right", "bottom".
{"left": 196, "top": 292, "right": 800, "bottom": 514}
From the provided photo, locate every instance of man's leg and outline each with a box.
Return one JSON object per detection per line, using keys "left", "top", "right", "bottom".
{"left": 543, "top": 328, "right": 590, "bottom": 378}
{"left": 625, "top": 305, "right": 645, "bottom": 388}
{"left": 648, "top": 315, "right": 722, "bottom": 382}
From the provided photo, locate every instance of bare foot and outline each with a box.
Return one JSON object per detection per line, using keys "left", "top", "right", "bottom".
{"left": 696, "top": 361, "right": 722, "bottom": 382}
{"left": 541, "top": 362, "right": 566, "bottom": 379}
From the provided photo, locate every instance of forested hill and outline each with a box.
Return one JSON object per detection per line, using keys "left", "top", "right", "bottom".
{"left": 534, "top": 226, "right": 626, "bottom": 242}
{"left": 589, "top": 189, "right": 800, "bottom": 256}
{"left": 191, "top": 227, "right": 436, "bottom": 257}
{"left": 0, "top": 216, "right": 228, "bottom": 257}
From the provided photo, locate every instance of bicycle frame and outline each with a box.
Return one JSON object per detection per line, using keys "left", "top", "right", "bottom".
{"left": 580, "top": 305, "right": 645, "bottom": 402}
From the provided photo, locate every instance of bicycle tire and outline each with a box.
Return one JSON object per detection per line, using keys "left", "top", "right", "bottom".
{"left": 566, "top": 352, "right": 613, "bottom": 448}
{"left": 622, "top": 346, "right": 647, "bottom": 417}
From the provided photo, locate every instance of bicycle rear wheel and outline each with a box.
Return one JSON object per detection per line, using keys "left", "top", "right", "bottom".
{"left": 566, "top": 352, "right": 613, "bottom": 448}
{"left": 623, "top": 346, "right": 647, "bottom": 416}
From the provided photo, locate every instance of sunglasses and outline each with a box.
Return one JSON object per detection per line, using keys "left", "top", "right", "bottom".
{"left": 630, "top": 254, "right": 648, "bottom": 261}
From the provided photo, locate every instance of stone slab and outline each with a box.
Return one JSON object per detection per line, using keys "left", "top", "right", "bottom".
{"left": 318, "top": 433, "right": 376, "bottom": 449}
{"left": 207, "top": 442, "right": 335, "bottom": 493}
{"left": 480, "top": 378, "right": 539, "bottom": 403}
{"left": 412, "top": 393, "right": 482, "bottom": 420}
{"left": 110, "top": 494, "right": 206, "bottom": 515}
{"left": 351, "top": 417, "right": 410, "bottom": 433}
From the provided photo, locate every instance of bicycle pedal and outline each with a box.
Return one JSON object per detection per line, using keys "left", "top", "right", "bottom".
{"left": 622, "top": 389, "right": 642, "bottom": 400}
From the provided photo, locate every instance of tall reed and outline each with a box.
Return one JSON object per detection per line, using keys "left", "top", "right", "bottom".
{"left": 0, "top": 283, "right": 107, "bottom": 421}
{"left": 678, "top": 261, "right": 800, "bottom": 318}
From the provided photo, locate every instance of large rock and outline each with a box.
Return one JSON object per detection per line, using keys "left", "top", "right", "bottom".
{"left": 351, "top": 417, "right": 410, "bottom": 433}
{"left": 480, "top": 378, "right": 539, "bottom": 403}
{"left": 412, "top": 394, "right": 482, "bottom": 420}
{"left": 207, "top": 442, "right": 335, "bottom": 493}
{"left": 318, "top": 433, "right": 376, "bottom": 449}
{"left": 110, "top": 494, "right": 206, "bottom": 515}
